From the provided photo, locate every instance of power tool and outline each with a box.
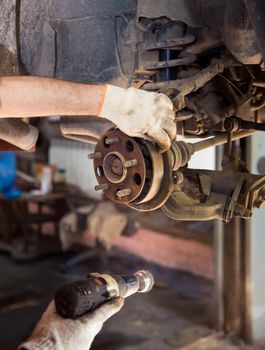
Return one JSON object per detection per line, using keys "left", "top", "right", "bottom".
{"left": 55, "top": 270, "right": 154, "bottom": 319}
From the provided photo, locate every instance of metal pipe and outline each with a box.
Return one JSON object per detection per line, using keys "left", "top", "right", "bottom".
{"left": 214, "top": 145, "right": 225, "bottom": 331}
{"left": 191, "top": 130, "right": 255, "bottom": 153}
{"left": 143, "top": 55, "right": 196, "bottom": 70}
{"left": 143, "top": 58, "right": 226, "bottom": 91}
{"left": 171, "top": 130, "right": 255, "bottom": 170}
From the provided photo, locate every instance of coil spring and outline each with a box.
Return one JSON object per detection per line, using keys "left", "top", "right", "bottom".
{"left": 140, "top": 24, "right": 197, "bottom": 88}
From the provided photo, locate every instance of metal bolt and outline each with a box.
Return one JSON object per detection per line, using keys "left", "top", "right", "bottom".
{"left": 88, "top": 152, "right": 102, "bottom": 160}
{"left": 124, "top": 159, "right": 138, "bottom": 168}
{"left": 105, "top": 137, "right": 119, "bottom": 145}
{"left": 95, "top": 183, "right": 108, "bottom": 191}
{"left": 116, "top": 188, "right": 131, "bottom": 198}
{"left": 173, "top": 171, "right": 184, "bottom": 185}
{"left": 234, "top": 205, "right": 252, "bottom": 218}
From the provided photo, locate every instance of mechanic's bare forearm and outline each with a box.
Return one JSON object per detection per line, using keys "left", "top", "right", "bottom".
{"left": 0, "top": 76, "right": 105, "bottom": 117}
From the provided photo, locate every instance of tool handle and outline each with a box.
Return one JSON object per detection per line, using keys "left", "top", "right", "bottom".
{"left": 55, "top": 277, "right": 109, "bottom": 319}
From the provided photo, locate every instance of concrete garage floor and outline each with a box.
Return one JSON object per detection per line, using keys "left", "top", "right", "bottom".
{"left": 0, "top": 248, "right": 212, "bottom": 350}
{"left": 0, "top": 249, "right": 261, "bottom": 350}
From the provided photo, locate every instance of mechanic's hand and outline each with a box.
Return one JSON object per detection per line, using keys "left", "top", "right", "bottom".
{"left": 18, "top": 298, "right": 124, "bottom": 350}
{"left": 99, "top": 85, "right": 176, "bottom": 152}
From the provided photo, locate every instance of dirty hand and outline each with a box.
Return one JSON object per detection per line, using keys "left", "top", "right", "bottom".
{"left": 99, "top": 85, "right": 176, "bottom": 152}
{"left": 18, "top": 298, "right": 124, "bottom": 350}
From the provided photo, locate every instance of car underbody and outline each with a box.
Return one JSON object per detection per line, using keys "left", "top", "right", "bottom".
{"left": 2, "top": 0, "right": 265, "bottom": 222}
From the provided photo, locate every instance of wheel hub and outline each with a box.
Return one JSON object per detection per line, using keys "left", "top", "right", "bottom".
{"left": 89, "top": 128, "right": 173, "bottom": 211}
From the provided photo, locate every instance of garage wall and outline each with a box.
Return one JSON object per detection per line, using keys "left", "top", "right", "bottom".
{"left": 49, "top": 138, "right": 101, "bottom": 199}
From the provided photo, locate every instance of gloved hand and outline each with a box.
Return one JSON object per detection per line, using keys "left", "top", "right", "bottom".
{"left": 18, "top": 298, "right": 124, "bottom": 350}
{"left": 99, "top": 85, "right": 176, "bottom": 152}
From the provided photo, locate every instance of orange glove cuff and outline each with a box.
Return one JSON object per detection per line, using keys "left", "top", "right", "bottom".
{"left": 98, "top": 84, "right": 109, "bottom": 116}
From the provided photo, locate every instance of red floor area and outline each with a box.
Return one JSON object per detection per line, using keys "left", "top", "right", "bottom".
{"left": 82, "top": 227, "right": 213, "bottom": 279}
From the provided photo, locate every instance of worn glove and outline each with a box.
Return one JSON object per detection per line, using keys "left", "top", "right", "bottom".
{"left": 18, "top": 298, "right": 124, "bottom": 350}
{"left": 0, "top": 118, "right": 38, "bottom": 151}
{"left": 99, "top": 85, "right": 176, "bottom": 152}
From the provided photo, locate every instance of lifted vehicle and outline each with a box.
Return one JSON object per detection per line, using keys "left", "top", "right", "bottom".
{"left": 4, "top": 0, "right": 265, "bottom": 221}
{"left": 84, "top": 0, "right": 265, "bottom": 222}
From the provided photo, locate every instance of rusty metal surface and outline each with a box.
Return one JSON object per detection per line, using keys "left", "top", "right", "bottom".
{"left": 93, "top": 129, "right": 146, "bottom": 204}
{"left": 14, "top": 0, "right": 265, "bottom": 145}
{"left": 92, "top": 128, "right": 175, "bottom": 212}
{"left": 91, "top": 127, "right": 265, "bottom": 220}
{"left": 128, "top": 150, "right": 173, "bottom": 212}
{"left": 138, "top": 143, "right": 163, "bottom": 204}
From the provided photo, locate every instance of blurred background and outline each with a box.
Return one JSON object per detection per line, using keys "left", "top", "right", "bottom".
{"left": 1, "top": 1, "right": 265, "bottom": 350}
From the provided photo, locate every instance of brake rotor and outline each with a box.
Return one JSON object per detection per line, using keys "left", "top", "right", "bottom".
{"left": 92, "top": 129, "right": 146, "bottom": 203}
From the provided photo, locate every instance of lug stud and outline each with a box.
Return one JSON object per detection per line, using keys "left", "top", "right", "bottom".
{"left": 88, "top": 152, "right": 102, "bottom": 160}
{"left": 116, "top": 188, "right": 132, "bottom": 198}
{"left": 124, "top": 159, "right": 138, "bottom": 168}
{"left": 95, "top": 183, "right": 108, "bottom": 191}
{"left": 105, "top": 137, "right": 119, "bottom": 145}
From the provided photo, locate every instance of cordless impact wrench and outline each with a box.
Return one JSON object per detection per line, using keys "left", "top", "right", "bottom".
{"left": 55, "top": 270, "right": 154, "bottom": 319}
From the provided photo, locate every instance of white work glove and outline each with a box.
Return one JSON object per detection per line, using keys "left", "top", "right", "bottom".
{"left": 99, "top": 85, "right": 176, "bottom": 152}
{"left": 18, "top": 298, "right": 124, "bottom": 350}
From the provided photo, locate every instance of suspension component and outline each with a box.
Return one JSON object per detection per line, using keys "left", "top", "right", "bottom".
{"left": 90, "top": 128, "right": 255, "bottom": 213}
{"left": 91, "top": 128, "right": 173, "bottom": 211}
{"left": 135, "top": 20, "right": 197, "bottom": 90}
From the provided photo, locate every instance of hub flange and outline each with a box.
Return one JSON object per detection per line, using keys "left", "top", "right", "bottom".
{"left": 91, "top": 128, "right": 174, "bottom": 211}
{"left": 93, "top": 129, "right": 146, "bottom": 203}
